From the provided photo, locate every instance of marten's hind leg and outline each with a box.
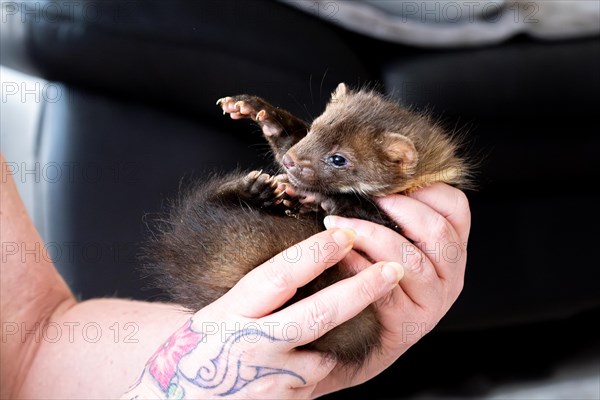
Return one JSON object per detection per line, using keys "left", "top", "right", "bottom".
{"left": 217, "top": 95, "right": 308, "bottom": 162}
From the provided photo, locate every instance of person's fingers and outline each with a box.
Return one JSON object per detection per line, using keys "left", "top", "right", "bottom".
{"left": 263, "top": 261, "right": 404, "bottom": 348}
{"left": 220, "top": 228, "right": 356, "bottom": 318}
{"left": 324, "top": 215, "right": 399, "bottom": 260}
{"left": 323, "top": 216, "right": 442, "bottom": 306}
{"left": 338, "top": 249, "right": 371, "bottom": 275}
{"left": 406, "top": 183, "right": 471, "bottom": 244}
{"left": 375, "top": 195, "right": 465, "bottom": 281}
{"left": 376, "top": 194, "right": 462, "bottom": 249}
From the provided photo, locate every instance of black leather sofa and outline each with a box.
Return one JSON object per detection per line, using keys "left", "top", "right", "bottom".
{"left": 2, "top": 1, "right": 599, "bottom": 397}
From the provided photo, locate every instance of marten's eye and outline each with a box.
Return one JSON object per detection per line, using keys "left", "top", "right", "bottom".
{"left": 327, "top": 154, "right": 348, "bottom": 168}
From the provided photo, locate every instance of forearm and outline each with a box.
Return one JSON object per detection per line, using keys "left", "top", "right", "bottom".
{"left": 1, "top": 154, "right": 189, "bottom": 399}
{"left": 19, "top": 299, "right": 189, "bottom": 399}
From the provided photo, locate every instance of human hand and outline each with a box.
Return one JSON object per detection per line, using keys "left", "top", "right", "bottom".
{"left": 313, "top": 183, "right": 470, "bottom": 396}
{"left": 122, "top": 228, "right": 405, "bottom": 399}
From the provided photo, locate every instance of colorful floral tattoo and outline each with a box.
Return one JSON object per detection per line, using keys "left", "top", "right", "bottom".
{"left": 147, "top": 319, "right": 203, "bottom": 398}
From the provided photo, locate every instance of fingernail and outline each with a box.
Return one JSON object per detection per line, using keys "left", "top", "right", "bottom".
{"left": 331, "top": 228, "right": 355, "bottom": 249}
{"left": 382, "top": 262, "right": 405, "bottom": 284}
{"left": 323, "top": 215, "right": 335, "bottom": 229}
{"left": 324, "top": 215, "right": 348, "bottom": 229}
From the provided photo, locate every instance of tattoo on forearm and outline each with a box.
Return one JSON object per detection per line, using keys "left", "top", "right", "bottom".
{"left": 132, "top": 319, "right": 305, "bottom": 398}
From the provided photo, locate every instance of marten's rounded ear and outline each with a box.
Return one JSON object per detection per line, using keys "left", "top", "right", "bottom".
{"left": 331, "top": 83, "right": 348, "bottom": 102}
{"left": 383, "top": 133, "right": 418, "bottom": 175}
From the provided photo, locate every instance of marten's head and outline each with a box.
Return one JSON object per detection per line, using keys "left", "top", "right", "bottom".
{"left": 282, "top": 83, "right": 420, "bottom": 196}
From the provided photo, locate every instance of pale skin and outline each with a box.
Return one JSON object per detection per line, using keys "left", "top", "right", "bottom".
{"left": 0, "top": 153, "right": 470, "bottom": 399}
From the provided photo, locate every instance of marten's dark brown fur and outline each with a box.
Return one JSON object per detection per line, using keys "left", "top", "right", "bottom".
{"left": 146, "top": 83, "right": 471, "bottom": 366}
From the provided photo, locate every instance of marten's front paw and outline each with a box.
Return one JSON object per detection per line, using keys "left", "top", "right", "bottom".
{"left": 282, "top": 185, "right": 322, "bottom": 215}
{"left": 284, "top": 189, "right": 337, "bottom": 215}
{"left": 239, "top": 171, "right": 287, "bottom": 207}
{"left": 216, "top": 95, "right": 282, "bottom": 137}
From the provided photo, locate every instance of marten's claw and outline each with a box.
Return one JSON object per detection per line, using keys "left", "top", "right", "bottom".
{"left": 217, "top": 94, "right": 287, "bottom": 138}
{"left": 216, "top": 96, "right": 233, "bottom": 107}
{"left": 217, "top": 96, "right": 249, "bottom": 119}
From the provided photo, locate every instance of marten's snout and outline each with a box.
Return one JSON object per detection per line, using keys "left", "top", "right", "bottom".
{"left": 282, "top": 152, "right": 296, "bottom": 169}
{"left": 282, "top": 152, "right": 314, "bottom": 179}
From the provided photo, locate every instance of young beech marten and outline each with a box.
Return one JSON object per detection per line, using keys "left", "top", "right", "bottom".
{"left": 146, "top": 83, "right": 471, "bottom": 366}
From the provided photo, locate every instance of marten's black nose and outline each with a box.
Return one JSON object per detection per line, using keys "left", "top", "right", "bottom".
{"left": 282, "top": 153, "right": 296, "bottom": 170}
